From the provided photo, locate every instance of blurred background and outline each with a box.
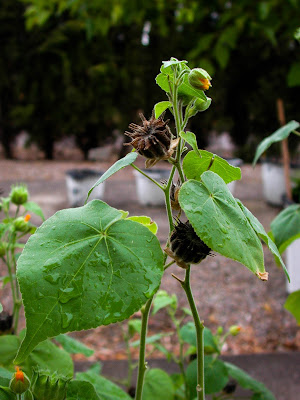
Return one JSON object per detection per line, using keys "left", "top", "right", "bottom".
{"left": 1, "top": 0, "right": 300, "bottom": 366}
{"left": 0, "top": 0, "right": 299, "bottom": 161}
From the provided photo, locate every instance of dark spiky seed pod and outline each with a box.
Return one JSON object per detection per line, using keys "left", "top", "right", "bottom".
{"left": 124, "top": 113, "right": 179, "bottom": 168}
{"left": 166, "top": 220, "right": 211, "bottom": 268}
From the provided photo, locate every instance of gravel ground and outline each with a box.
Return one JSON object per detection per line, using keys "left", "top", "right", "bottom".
{"left": 0, "top": 159, "right": 299, "bottom": 361}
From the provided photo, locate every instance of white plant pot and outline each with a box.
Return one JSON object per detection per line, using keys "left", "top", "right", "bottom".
{"left": 66, "top": 169, "right": 105, "bottom": 207}
{"left": 226, "top": 158, "right": 243, "bottom": 195}
{"left": 261, "top": 161, "right": 300, "bottom": 206}
{"left": 134, "top": 169, "right": 170, "bottom": 206}
{"left": 261, "top": 162, "right": 286, "bottom": 206}
{"left": 286, "top": 238, "right": 300, "bottom": 293}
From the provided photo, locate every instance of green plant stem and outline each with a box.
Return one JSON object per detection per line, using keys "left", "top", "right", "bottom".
{"left": 131, "top": 164, "right": 165, "bottom": 190}
{"left": 164, "top": 260, "right": 175, "bottom": 270}
{"left": 169, "top": 311, "right": 189, "bottom": 399}
{"left": 121, "top": 326, "right": 134, "bottom": 390}
{"left": 135, "top": 298, "right": 153, "bottom": 400}
{"left": 164, "top": 165, "right": 176, "bottom": 231}
{"left": 182, "top": 267, "right": 205, "bottom": 400}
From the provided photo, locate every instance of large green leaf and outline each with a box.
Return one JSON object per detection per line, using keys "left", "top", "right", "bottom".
{"left": 179, "top": 172, "right": 266, "bottom": 278}
{"left": 182, "top": 151, "right": 241, "bottom": 184}
{"left": 86, "top": 153, "right": 138, "bottom": 201}
{"left": 54, "top": 334, "right": 94, "bottom": 357}
{"left": 143, "top": 368, "right": 175, "bottom": 400}
{"left": 253, "top": 120, "right": 300, "bottom": 166}
{"left": 0, "top": 335, "right": 73, "bottom": 378}
{"left": 270, "top": 204, "right": 300, "bottom": 253}
{"left": 66, "top": 380, "right": 101, "bottom": 400}
{"left": 284, "top": 290, "right": 300, "bottom": 324}
{"left": 187, "top": 356, "right": 228, "bottom": 396}
{"left": 77, "top": 371, "right": 131, "bottom": 400}
{"left": 15, "top": 200, "right": 164, "bottom": 363}
{"left": 224, "top": 362, "right": 275, "bottom": 400}
{"left": 237, "top": 200, "right": 289, "bottom": 280}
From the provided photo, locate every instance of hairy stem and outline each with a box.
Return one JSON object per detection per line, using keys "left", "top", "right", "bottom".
{"left": 135, "top": 298, "right": 153, "bottom": 400}
{"left": 182, "top": 267, "right": 205, "bottom": 400}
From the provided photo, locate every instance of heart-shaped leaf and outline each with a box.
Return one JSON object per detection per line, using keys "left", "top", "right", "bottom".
{"left": 183, "top": 150, "right": 241, "bottom": 184}
{"left": 15, "top": 200, "right": 164, "bottom": 363}
{"left": 237, "top": 200, "right": 289, "bottom": 280}
{"left": 178, "top": 172, "right": 266, "bottom": 278}
{"left": 270, "top": 204, "right": 300, "bottom": 253}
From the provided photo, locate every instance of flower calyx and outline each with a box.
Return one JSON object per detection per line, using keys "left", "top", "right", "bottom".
{"left": 125, "top": 112, "right": 179, "bottom": 168}
{"left": 9, "top": 367, "right": 30, "bottom": 394}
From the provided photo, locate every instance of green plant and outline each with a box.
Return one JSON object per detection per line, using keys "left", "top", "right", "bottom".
{"left": 0, "top": 58, "right": 288, "bottom": 399}
{"left": 0, "top": 185, "right": 44, "bottom": 334}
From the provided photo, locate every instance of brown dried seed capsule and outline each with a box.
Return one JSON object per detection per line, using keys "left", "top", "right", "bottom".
{"left": 124, "top": 112, "right": 179, "bottom": 168}
{"left": 165, "top": 220, "right": 211, "bottom": 269}
{"left": 170, "top": 180, "right": 181, "bottom": 211}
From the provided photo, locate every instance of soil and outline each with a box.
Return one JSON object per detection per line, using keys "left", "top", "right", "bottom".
{"left": 0, "top": 159, "right": 299, "bottom": 362}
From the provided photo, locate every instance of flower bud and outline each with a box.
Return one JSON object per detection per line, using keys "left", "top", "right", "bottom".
{"left": 31, "top": 370, "right": 70, "bottom": 400}
{"left": 10, "top": 184, "right": 28, "bottom": 205}
{"left": 13, "top": 216, "right": 30, "bottom": 233}
{"left": 9, "top": 367, "right": 30, "bottom": 394}
{"left": 188, "top": 68, "right": 212, "bottom": 91}
{"left": 229, "top": 325, "right": 241, "bottom": 336}
{"left": 187, "top": 98, "right": 212, "bottom": 118}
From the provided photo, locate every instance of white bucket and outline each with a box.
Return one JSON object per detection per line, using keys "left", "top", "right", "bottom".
{"left": 134, "top": 169, "right": 170, "bottom": 206}
{"left": 65, "top": 169, "right": 105, "bottom": 207}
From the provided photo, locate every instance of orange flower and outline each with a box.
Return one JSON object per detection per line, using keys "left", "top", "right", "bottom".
{"left": 15, "top": 367, "right": 24, "bottom": 383}
{"left": 24, "top": 214, "right": 31, "bottom": 222}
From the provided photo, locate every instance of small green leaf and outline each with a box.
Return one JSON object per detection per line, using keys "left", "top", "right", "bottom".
{"left": 66, "top": 380, "right": 101, "bottom": 400}
{"left": 154, "top": 101, "right": 172, "bottom": 118}
{"left": 0, "top": 303, "right": 2, "bottom": 313}
{"left": 15, "top": 200, "right": 163, "bottom": 363}
{"left": 77, "top": 371, "right": 131, "bottom": 400}
{"left": 54, "top": 334, "right": 94, "bottom": 357}
{"left": 181, "top": 307, "right": 193, "bottom": 316}
{"left": 86, "top": 152, "right": 138, "bottom": 201}
{"left": 225, "top": 362, "right": 275, "bottom": 400}
{"left": 179, "top": 132, "right": 200, "bottom": 155}
{"left": 23, "top": 201, "right": 45, "bottom": 221}
{"left": 0, "top": 367, "right": 12, "bottom": 387}
{"left": 253, "top": 120, "right": 300, "bottom": 166}
{"left": 143, "top": 368, "right": 175, "bottom": 400}
{"left": 161, "top": 59, "right": 188, "bottom": 72}
{"left": 152, "top": 290, "right": 177, "bottom": 315}
{"left": 237, "top": 200, "right": 289, "bottom": 281}
{"left": 270, "top": 204, "right": 300, "bottom": 253}
{"left": 179, "top": 172, "right": 266, "bottom": 278}
{"left": 180, "top": 322, "right": 219, "bottom": 354}
{"left": 284, "top": 290, "right": 300, "bottom": 324}
{"left": 156, "top": 72, "right": 207, "bottom": 103}
{"left": 187, "top": 356, "right": 228, "bottom": 396}
{"left": 126, "top": 216, "right": 158, "bottom": 234}
{"left": 183, "top": 150, "right": 241, "bottom": 184}
{"left": 128, "top": 319, "right": 141, "bottom": 336}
